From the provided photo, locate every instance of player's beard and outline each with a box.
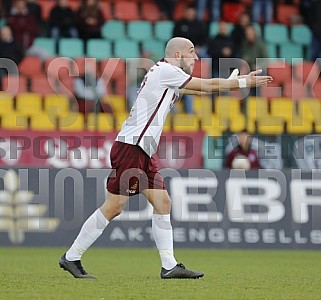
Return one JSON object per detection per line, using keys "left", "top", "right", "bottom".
{"left": 180, "top": 55, "right": 193, "bottom": 75}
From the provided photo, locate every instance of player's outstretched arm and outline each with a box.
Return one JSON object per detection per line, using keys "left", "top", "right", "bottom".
{"left": 184, "top": 69, "right": 273, "bottom": 93}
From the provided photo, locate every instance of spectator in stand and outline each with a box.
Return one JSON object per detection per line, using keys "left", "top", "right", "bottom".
{"left": 49, "top": 0, "right": 78, "bottom": 41}
{"left": 26, "top": 0, "right": 42, "bottom": 25}
{"left": 207, "top": 20, "right": 235, "bottom": 78}
{"left": 196, "top": 0, "right": 221, "bottom": 22}
{"left": 76, "top": 0, "right": 104, "bottom": 42}
{"left": 252, "top": 0, "right": 273, "bottom": 23}
{"left": 2, "top": 0, "right": 12, "bottom": 15}
{"left": 303, "top": 0, "right": 321, "bottom": 62}
{"left": 231, "top": 12, "right": 251, "bottom": 58}
{"left": 225, "top": 130, "right": 260, "bottom": 169}
{"left": 240, "top": 25, "right": 268, "bottom": 96}
{"left": 0, "top": 25, "right": 24, "bottom": 82}
{"left": 154, "top": 0, "right": 175, "bottom": 20}
{"left": 7, "top": 0, "right": 38, "bottom": 51}
{"left": 173, "top": 5, "right": 208, "bottom": 114}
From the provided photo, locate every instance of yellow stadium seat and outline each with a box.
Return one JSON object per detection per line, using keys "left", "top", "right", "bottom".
{"left": 201, "top": 114, "right": 225, "bottom": 136}
{"left": 298, "top": 98, "right": 321, "bottom": 122}
{"left": 44, "top": 94, "right": 70, "bottom": 117}
{"left": 172, "top": 114, "right": 200, "bottom": 132}
{"left": 0, "top": 93, "right": 14, "bottom": 115}
{"left": 16, "top": 93, "right": 43, "bottom": 116}
{"left": 30, "top": 113, "right": 57, "bottom": 131}
{"left": 229, "top": 114, "right": 246, "bottom": 133}
{"left": 1, "top": 112, "right": 28, "bottom": 130}
{"left": 102, "top": 95, "right": 126, "bottom": 113}
{"left": 115, "top": 112, "right": 129, "bottom": 130}
{"left": 314, "top": 119, "right": 321, "bottom": 133}
{"left": 87, "top": 113, "right": 114, "bottom": 132}
{"left": 215, "top": 96, "right": 242, "bottom": 122}
{"left": 247, "top": 97, "right": 269, "bottom": 121}
{"left": 286, "top": 116, "right": 313, "bottom": 134}
{"left": 193, "top": 95, "right": 213, "bottom": 116}
{"left": 257, "top": 117, "right": 284, "bottom": 134}
{"left": 270, "top": 98, "right": 296, "bottom": 121}
{"left": 163, "top": 115, "right": 171, "bottom": 132}
{"left": 59, "top": 113, "right": 84, "bottom": 131}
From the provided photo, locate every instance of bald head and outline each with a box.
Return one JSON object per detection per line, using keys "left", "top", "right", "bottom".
{"left": 165, "top": 37, "right": 194, "bottom": 58}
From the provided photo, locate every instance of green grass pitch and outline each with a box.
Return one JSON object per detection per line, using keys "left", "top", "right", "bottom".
{"left": 1, "top": 247, "right": 321, "bottom": 300}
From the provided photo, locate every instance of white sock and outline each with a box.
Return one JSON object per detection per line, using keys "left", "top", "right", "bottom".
{"left": 152, "top": 214, "right": 177, "bottom": 270}
{"left": 66, "top": 209, "right": 109, "bottom": 261}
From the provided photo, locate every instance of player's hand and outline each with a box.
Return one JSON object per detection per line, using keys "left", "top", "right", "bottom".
{"left": 244, "top": 69, "right": 273, "bottom": 87}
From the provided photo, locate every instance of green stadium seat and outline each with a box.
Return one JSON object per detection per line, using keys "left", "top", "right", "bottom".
{"left": 154, "top": 21, "right": 174, "bottom": 42}
{"left": 291, "top": 25, "right": 312, "bottom": 46}
{"left": 279, "top": 43, "right": 303, "bottom": 64}
{"left": 33, "top": 38, "right": 56, "bottom": 57}
{"left": 101, "top": 20, "right": 126, "bottom": 40}
{"left": 266, "top": 43, "right": 277, "bottom": 59}
{"left": 127, "top": 21, "right": 153, "bottom": 41}
{"left": 59, "top": 38, "right": 84, "bottom": 59}
{"left": 264, "top": 24, "right": 289, "bottom": 44}
{"left": 114, "top": 39, "right": 140, "bottom": 59}
{"left": 87, "top": 39, "right": 112, "bottom": 60}
{"left": 142, "top": 39, "right": 165, "bottom": 60}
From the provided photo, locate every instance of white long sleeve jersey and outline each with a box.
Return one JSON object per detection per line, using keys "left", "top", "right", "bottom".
{"left": 116, "top": 59, "right": 192, "bottom": 157}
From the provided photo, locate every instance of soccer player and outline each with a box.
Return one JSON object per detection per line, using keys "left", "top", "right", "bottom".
{"left": 59, "top": 37, "right": 272, "bottom": 279}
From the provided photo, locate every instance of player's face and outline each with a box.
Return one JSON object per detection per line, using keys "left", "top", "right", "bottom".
{"left": 180, "top": 46, "right": 198, "bottom": 75}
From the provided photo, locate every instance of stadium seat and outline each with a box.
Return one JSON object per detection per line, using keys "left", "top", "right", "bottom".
{"left": 74, "top": 57, "right": 98, "bottom": 76}
{"left": 163, "top": 115, "right": 172, "bottom": 132}
{"left": 45, "top": 57, "right": 76, "bottom": 80}
{"left": 44, "top": 94, "right": 70, "bottom": 117}
{"left": 270, "top": 98, "right": 296, "bottom": 121}
{"left": 86, "top": 39, "right": 112, "bottom": 61}
{"left": 257, "top": 117, "right": 284, "bottom": 134}
{"left": 192, "top": 59, "right": 211, "bottom": 78}
{"left": 286, "top": 116, "right": 313, "bottom": 134}
{"left": 127, "top": 21, "right": 153, "bottom": 41}
{"left": 264, "top": 24, "right": 289, "bottom": 44}
{"left": 266, "top": 43, "right": 277, "bottom": 60}
{"left": 0, "top": 93, "right": 14, "bottom": 115}
{"left": 102, "top": 95, "right": 126, "bottom": 113}
{"left": 246, "top": 96, "right": 269, "bottom": 132}
{"left": 222, "top": 2, "right": 246, "bottom": 23}
{"left": 173, "top": 1, "right": 188, "bottom": 21}
{"left": 1, "top": 112, "right": 28, "bottom": 130}
{"left": 201, "top": 114, "right": 226, "bottom": 136}
{"left": 59, "top": 38, "right": 84, "bottom": 59}
{"left": 298, "top": 98, "right": 321, "bottom": 122}
{"left": 87, "top": 113, "right": 114, "bottom": 132}
{"left": 100, "top": 1, "right": 112, "bottom": 19}
{"left": 30, "top": 75, "right": 57, "bottom": 96}
{"left": 30, "top": 113, "right": 57, "bottom": 131}
{"left": 154, "top": 21, "right": 174, "bottom": 42}
{"left": 311, "top": 79, "right": 321, "bottom": 99}
{"left": 39, "top": 0, "right": 55, "bottom": 20}
{"left": 101, "top": 21, "right": 126, "bottom": 40}
{"left": 193, "top": 95, "right": 213, "bottom": 116}
{"left": 209, "top": 22, "right": 234, "bottom": 37}
{"left": 114, "top": 39, "right": 140, "bottom": 59}
{"left": 33, "top": 38, "right": 56, "bottom": 57}
{"left": 215, "top": 96, "right": 242, "bottom": 124}
{"left": 172, "top": 114, "right": 200, "bottom": 132}
{"left": 115, "top": 112, "right": 129, "bottom": 130}
{"left": 19, "top": 56, "right": 43, "bottom": 77}
{"left": 16, "top": 93, "right": 43, "bottom": 116}
{"left": 267, "top": 60, "right": 292, "bottom": 85}
{"left": 229, "top": 114, "right": 246, "bottom": 133}
{"left": 113, "top": 1, "right": 140, "bottom": 21}
{"left": 142, "top": 39, "right": 165, "bottom": 60}
{"left": 279, "top": 43, "right": 303, "bottom": 64}
{"left": 294, "top": 61, "right": 320, "bottom": 86}
{"left": 2, "top": 75, "right": 27, "bottom": 95}
{"left": 276, "top": 4, "right": 300, "bottom": 25}
{"left": 283, "top": 80, "right": 309, "bottom": 101}
{"left": 100, "top": 58, "right": 126, "bottom": 82}
{"left": 141, "top": 2, "right": 161, "bottom": 22}
{"left": 59, "top": 112, "right": 84, "bottom": 131}
{"left": 291, "top": 25, "right": 312, "bottom": 46}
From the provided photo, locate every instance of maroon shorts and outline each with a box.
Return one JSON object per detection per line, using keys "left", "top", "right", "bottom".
{"left": 107, "top": 141, "right": 166, "bottom": 196}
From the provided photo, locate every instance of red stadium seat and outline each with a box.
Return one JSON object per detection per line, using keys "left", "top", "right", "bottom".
{"left": 260, "top": 82, "right": 283, "bottom": 100}
{"left": 294, "top": 61, "right": 320, "bottom": 86}
{"left": 192, "top": 59, "right": 211, "bottom": 78}
{"left": 311, "top": 79, "right": 321, "bottom": 99}
{"left": 277, "top": 4, "right": 300, "bottom": 25}
{"left": 222, "top": 3, "right": 246, "bottom": 23}
{"left": 45, "top": 57, "right": 77, "bottom": 80}
{"left": 283, "top": 79, "right": 309, "bottom": 101}
{"left": 141, "top": 2, "right": 162, "bottom": 22}
{"left": 101, "top": 2, "right": 112, "bottom": 20}
{"left": 19, "top": 56, "right": 43, "bottom": 77}
{"left": 173, "top": 1, "right": 188, "bottom": 21}
{"left": 2, "top": 75, "right": 28, "bottom": 95}
{"left": 39, "top": 0, "right": 55, "bottom": 20}
{"left": 114, "top": 1, "right": 140, "bottom": 21}
{"left": 100, "top": 58, "right": 126, "bottom": 82}
{"left": 30, "top": 75, "right": 57, "bottom": 96}
{"left": 267, "top": 60, "right": 292, "bottom": 85}
{"left": 74, "top": 57, "right": 98, "bottom": 77}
